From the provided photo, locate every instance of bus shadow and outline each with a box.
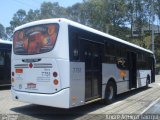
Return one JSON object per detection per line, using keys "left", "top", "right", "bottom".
{"left": 116, "top": 86, "right": 152, "bottom": 101}
{"left": 10, "top": 102, "right": 105, "bottom": 120}
{"left": 10, "top": 87, "right": 151, "bottom": 120}
{"left": 0, "top": 86, "right": 11, "bottom": 90}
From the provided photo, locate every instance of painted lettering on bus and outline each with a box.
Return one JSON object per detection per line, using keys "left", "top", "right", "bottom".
{"left": 42, "top": 72, "right": 50, "bottom": 77}
{"left": 73, "top": 67, "right": 81, "bottom": 73}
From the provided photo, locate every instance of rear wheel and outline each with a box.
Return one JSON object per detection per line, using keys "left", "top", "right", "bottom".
{"left": 104, "top": 81, "right": 116, "bottom": 104}
{"left": 145, "top": 75, "right": 150, "bottom": 88}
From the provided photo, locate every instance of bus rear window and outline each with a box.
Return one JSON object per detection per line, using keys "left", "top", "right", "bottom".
{"left": 13, "top": 24, "right": 59, "bottom": 55}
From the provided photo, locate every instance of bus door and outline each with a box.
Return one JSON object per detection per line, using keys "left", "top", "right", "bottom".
{"left": 128, "top": 52, "right": 137, "bottom": 89}
{"left": 82, "top": 40, "right": 103, "bottom": 101}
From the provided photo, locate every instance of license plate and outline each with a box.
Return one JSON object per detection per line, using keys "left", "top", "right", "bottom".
{"left": 27, "top": 83, "right": 36, "bottom": 89}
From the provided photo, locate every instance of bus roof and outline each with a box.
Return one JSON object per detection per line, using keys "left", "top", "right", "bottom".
{"left": 15, "top": 18, "right": 153, "bottom": 54}
{"left": 0, "top": 39, "right": 12, "bottom": 45}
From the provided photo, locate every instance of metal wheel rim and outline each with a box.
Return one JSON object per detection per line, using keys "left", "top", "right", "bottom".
{"left": 108, "top": 86, "right": 114, "bottom": 100}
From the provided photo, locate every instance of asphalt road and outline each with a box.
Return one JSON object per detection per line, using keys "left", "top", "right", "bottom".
{"left": 0, "top": 75, "right": 160, "bottom": 120}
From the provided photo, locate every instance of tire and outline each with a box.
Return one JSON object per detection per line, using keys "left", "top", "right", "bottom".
{"left": 145, "top": 75, "right": 150, "bottom": 88}
{"left": 104, "top": 81, "right": 116, "bottom": 104}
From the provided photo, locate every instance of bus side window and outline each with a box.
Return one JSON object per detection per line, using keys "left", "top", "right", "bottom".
{"left": 137, "top": 52, "right": 148, "bottom": 70}
{"left": 5, "top": 51, "right": 11, "bottom": 67}
{"left": 104, "top": 42, "right": 116, "bottom": 63}
{"left": 0, "top": 51, "right": 5, "bottom": 65}
{"left": 70, "top": 32, "right": 79, "bottom": 61}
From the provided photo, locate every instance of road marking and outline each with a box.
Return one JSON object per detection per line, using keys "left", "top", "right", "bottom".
{"left": 141, "top": 97, "right": 160, "bottom": 114}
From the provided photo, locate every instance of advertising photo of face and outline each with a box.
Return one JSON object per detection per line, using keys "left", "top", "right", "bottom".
{"left": 47, "top": 25, "right": 57, "bottom": 45}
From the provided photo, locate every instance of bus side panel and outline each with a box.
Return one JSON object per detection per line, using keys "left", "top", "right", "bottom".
{"left": 56, "top": 59, "right": 70, "bottom": 89}
{"left": 102, "top": 63, "right": 130, "bottom": 98}
{"left": 137, "top": 70, "right": 151, "bottom": 88}
{"left": 117, "top": 81, "right": 129, "bottom": 94}
{"left": 69, "top": 62, "right": 85, "bottom": 107}
{"left": 53, "top": 22, "right": 69, "bottom": 60}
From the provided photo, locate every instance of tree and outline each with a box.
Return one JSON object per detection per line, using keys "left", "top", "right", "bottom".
{"left": 67, "top": 3, "right": 81, "bottom": 22}
{"left": 6, "top": 27, "right": 13, "bottom": 40}
{"left": 66, "top": 3, "right": 88, "bottom": 25}
{"left": 154, "top": 34, "right": 160, "bottom": 63}
{"left": 126, "top": 0, "right": 135, "bottom": 37}
{"left": 144, "top": 0, "right": 155, "bottom": 31}
{"left": 10, "top": 9, "right": 27, "bottom": 27}
{"left": 40, "top": 2, "right": 67, "bottom": 19}
{"left": 83, "top": 0, "right": 128, "bottom": 39}
{"left": 25, "top": 9, "right": 41, "bottom": 22}
{"left": 154, "top": 0, "right": 160, "bottom": 26}
{"left": 129, "top": 0, "right": 149, "bottom": 47}
{"left": 0, "top": 24, "right": 7, "bottom": 39}
{"left": 108, "top": 0, "right": 128, "bottom": 37}
{"left": 109, "top": 0, "right": 127, "bottom": 26}
{"left": 6, "top": 9, "right": 27, "bottom": 40}
{"left": 84, "top": 0, "right": 111, "bottom": 32}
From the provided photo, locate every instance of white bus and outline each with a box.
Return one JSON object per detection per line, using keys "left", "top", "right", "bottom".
{"left": 11, "top": 18, "right": 155, "bottom": 108}
{"left": 0, "top": 39, "right": 12, "bottom": 86}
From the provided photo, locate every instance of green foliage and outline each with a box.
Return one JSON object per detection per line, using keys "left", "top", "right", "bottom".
{"left": 6, "top": 9, "right": 27, "bottom": 39}
{"left": 66, "top": 3, "right": 84, "bottom": 23}
{"left": 154, "top": 34, "right": 160, "bottom": 63}
{"left": 84, "top": 0, "right": 111, "bottom": 32}
{"left": 10, "top": 9, "right": 27, "bottom": 28}
{"left": 0, "top": 24, "right": 7, "bottom": 39}
{"left": 2, "top": 0, "right": 160, "bottom": 63}
{"left": 25, "top": 9, "right": 40, "bottom": 22}
{"left": 154, "top": 0, "right": 160, "bottom": 20}
{"left": 40, "top": 2, "right": 66, "bottom": 19}
{"left": 109, "top": 26, "right": 130, "bottom": 40}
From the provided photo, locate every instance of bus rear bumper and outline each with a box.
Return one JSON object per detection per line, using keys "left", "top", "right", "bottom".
{"left": 11, "top": 88, "right": 70, "bottom": 108}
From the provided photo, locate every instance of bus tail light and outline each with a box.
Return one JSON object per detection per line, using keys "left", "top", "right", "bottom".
{"left": 53, "top": 79, "right": 59, "bottom": 85}
{"left": 16, "top": 69, "right": 23, "bottom": 73}
{"left": 53, "top": 72, "right": 58, "bottom": 77}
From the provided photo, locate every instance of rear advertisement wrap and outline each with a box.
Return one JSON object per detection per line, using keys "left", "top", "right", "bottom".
{"left": 13, "top": 24, "right": 59, "bottom": 55}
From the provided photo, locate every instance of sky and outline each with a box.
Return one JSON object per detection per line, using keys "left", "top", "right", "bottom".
{"left": 0, "top": 0, "right": 83, "bottom": 27}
